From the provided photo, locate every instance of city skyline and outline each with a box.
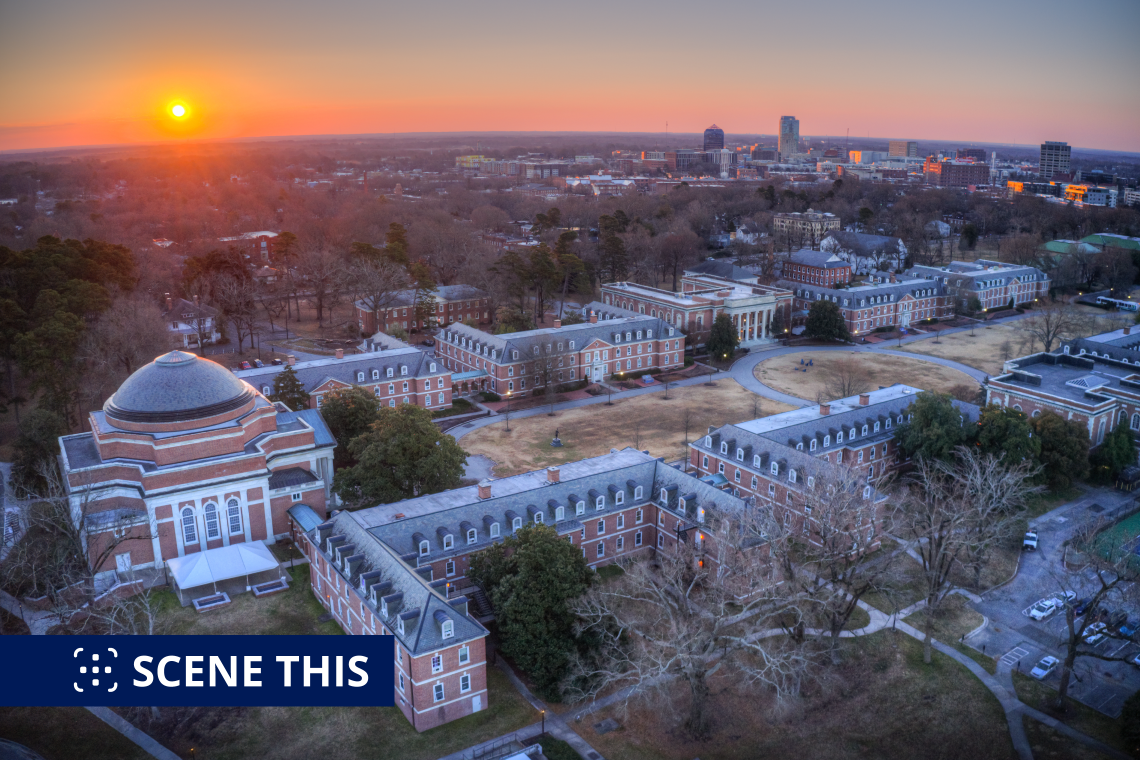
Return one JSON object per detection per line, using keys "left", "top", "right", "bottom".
{"left": 1, "top": 0, "right": 1138, "bottom": 153}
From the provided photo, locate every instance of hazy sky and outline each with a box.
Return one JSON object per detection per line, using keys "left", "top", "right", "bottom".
{"left": 2, "top": 0, "right": 1138, "bottom": 152}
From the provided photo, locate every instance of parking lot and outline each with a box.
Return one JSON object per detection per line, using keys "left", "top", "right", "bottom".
{"left": 966, "top": 487, "right": 1140, "bottom": 717}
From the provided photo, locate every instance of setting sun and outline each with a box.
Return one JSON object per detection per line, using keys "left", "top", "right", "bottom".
{"left": 171, "top": 104, "right": 186, "bottom": 118}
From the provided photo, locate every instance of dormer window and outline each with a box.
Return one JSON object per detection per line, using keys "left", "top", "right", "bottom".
{"left": 634, "top": 486, "right": 643, "bottom": 499}
{"left": 262, "top": 385, "right": 271, "bottom": 395}
{"left": 659, "top": 488, "right": 668, "bottom": 503}
{"left": 397, "top": 617, "right": 405, "bottom": 635}
{"left": 596, "top": 496, "right": 605, "bottom": 510}
{"left": 555, "top": 506, "right": 565, "bottom": 520}
{"left": 874, "top": 422, "right": 880, "bottom": 432}
{"left": 863, "top": 486, "right": 872, "bottom": 499}
{"left": 824, "top": 435, "right": 830, "bottom": 446}
{"left": 512, "top": 350, "right": 519, "bottom": 360}
{"left": 381, "top": 598, "right": 389, "bottom": 617}
{"left": 442, "top": 620, "right": 454, "bottom": 639}
{"left": 419, "top": 540, "right": 430, "bottom": 556}
{"left": 736, "top": 449, "right": 744, "bottom": 461}
{"left": 770, "top": 463, "right": 778, "bottom": 475}
{"left": 885, "top": 419, "right": 891, "bottom": 429}
{"left": 861, "top": 425, "right": 868, "bottom": 435}
{"left": 490, "top": 522, "right": 500, "bottom": 538}
{"left": 809, "top": 440, "right": 817, "bottom": 451}
{"left": 467, "top": 529, "right": 477, "bottom": 544}
{"left": 387, "top": 368, "right": 394, "bottom": 378}
{"left": 807, "top": 476, "right": 815, "bottom": 488}
{"left": 720, "top": 442, "right": 728, "bottom": 454}
{"left": 575, "top": 500, "right": 585, "bottom": 515}
{"left": 357, "top": 371, "right": 365, "bottom": 382}
{"left": 615, "top": 491, "right": 624, "bottom": 505}
{"left": 705, "top": 435, "right": 712, "bottom": 446}
{"left": 796, "top": 443, "right": 803, "bottom": 450}
{"left": 430, "top": 362, "right": 436, "bottom": 372}
{"left": 512, "top": 517, "right": 522, "bottom": 531}
{"left": 372, "top": 369, "right": 380, "bottom": 380}
{"left": 400, "top": 365, "right": 408, "bottom": 376}
{"left": 753, "top": 455, "right": 761, "bottom": 466}
{"left": 647, "top": 329, "right": 653, "bottom": 338}
{"left": 789, "top": 470, "right": 797, "bottom": 484}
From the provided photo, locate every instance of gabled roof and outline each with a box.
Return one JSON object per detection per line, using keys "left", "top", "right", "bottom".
{"left": 684, "top": 260, "right": 758, "bottom": 282}
{"left": 234, "top": 348, "right": 441, "bottom": 393}
{"left": 163, "top": 298, "right": 218, "bottom": 319}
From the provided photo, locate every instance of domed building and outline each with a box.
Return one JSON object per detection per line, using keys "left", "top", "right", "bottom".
{"left": 59, "top": 351, "right": 336, "bottom": 579}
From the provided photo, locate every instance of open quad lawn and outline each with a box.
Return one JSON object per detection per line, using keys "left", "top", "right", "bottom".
{"left": 578, "top": 630, "right": 1014, "bottom": 760}
{"left": 899, "top": 324, "right": 1037, "bottom": 376}
{"left": 754, "top": 351, "right": 979, "bottom": 403}
{"left": 1011, "top": 672, "right": 1127, "bottom": 753}
{"left": 154, "top": 565, "right": 345, "bottom": 636}
{"left": 0, "top": 706, "right": 151, "bottom": 760}
{"left": 904, "top": 594, "right": 986, "bottom": 642}
{"left": 461, "top": 383, "right": 796, "bottom": 478}
{"left": 1023, "top": 716, "right": 1108, "bottom": 760}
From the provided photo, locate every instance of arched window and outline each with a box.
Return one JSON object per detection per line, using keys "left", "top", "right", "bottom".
{"left": 789, "top": 470, "right": 797, "bottom": 484}
{"left": 556, "top": 506, "right": 565, "bottom": 520}
{"left": 181, "top": 507, "right": 197, "bottom": 544}
{"left": 443, "top": 534, "right": 454, "bottom": 550}
{"left": 262, "top": 385, "right": 271, "bottom": 395}
{"left": 634, "top": 486, "right": 643, "bottom": 499}
{"left": 227, "top": 499, "right": 242, "bottom": 535}
{"left": 660, "top": 488, "right": 668, "bottom": 503}
{"left": 419, "top": 540, "right": 430, "bottom": 556}
{"left": 467, "top": 529, "right": 477, "bottom": 544}
{"left": 1132, "top": 414, "right": 1140, "bottom": 431}
{"left": 576, "top": 500, "right": 585, "bottom": 515}
{"left": 615, "top": 491, "right": 624, "bottom": 505}
{"left": 595, "top": 495, "right": 605, "bottom": 510}
{"left": 810, "top": 440, "right": 817, "bottom": 451}
{"left": 534, "top": 513, "right": 544, "bottom": 524}
{"left": 490, "top": 523, "right": 500, "bottom": 538}
{"left": 372, "top": 369, "right": 380, "bottom": 379}
{"left": 400, "top": 365, "right": 408, "bottom": 376}
{"left": 204, "top": 503, "right": 220, "bottom": 540}
{"left": 357, "top": 371, "right": 365, "bottom": 382}
{"left": 512, "top": 517, "right": 523, "bottom": 531}
{"left": 387, "top": 368, "right": 394, "bottom": 378}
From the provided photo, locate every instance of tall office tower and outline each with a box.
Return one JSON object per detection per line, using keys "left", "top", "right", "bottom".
{"left": 703, "top": 124, "right": 725, "bottom": 151}
{"left": 778, "top": 116, "right": 800, "bottom": 161}
{"left": 1040, "top": 141, "right": 1071, "bottom": 180}
{"left": 889, "top": 140, "right": 918, "bottom": 158}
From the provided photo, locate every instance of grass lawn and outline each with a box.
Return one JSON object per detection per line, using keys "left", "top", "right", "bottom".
{"left": 754, "top": 351, "right": 979, "bottom": 403}
{"left": 579, "top": 630, "right": 1014, "bottom": 760}
{"left": 538, "top": 735, "right": 584, "bottom": 760}
{"left": 433, "top": 397, "right": 476, "bottom": 418}
{"left": 1011, "top": 672, "right": 1126, "bottom": 753}
{"left": 899, "top": 324, "right": 1036, "bottom": 376}
{"left": 0, "top": 707, "right": 152, "bottom": 760}
{"left": 130, "top": 665, "right": 537, "bottom": 760}
{"left": 1023, "top": 716, "right": 1109, "bottom": 760}
{"left": 904, "top": 594, "right": 985, "bottom": 642}
{"left": 154, "top": 565, "right": 344, "bottom": 636}
{"left": 1025, "top": 486, "right": 1083, "bottom": 519}
{"left": 863, "top": 556, "right": 928, "bottom": 615}
{"left": 461, "top": 383, "right": 796, "bottom": 477}
{"left": 843, "top": 605, "right": 872, "bottom": 631}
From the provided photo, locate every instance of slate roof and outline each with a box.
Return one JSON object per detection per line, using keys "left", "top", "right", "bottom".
{"left": 234, "top": 348, "right": 442, "bottom": 393}
{"left": 821, "top": 231, "right": 904, "bottom": 256}
{"left": 441, "top": 304, "right": 677, "bottom": 362}
{"left": 788, "top": 249, "right": 849, "bottom": 268}
{"left": 907, "top": 260, "right": 1048, "bottom": 289}
{"left": 311, "top": 510, "right": 487, "bottom": 655}
{"left": 278, "top": 409, "right": 337, "bottom": 448}
{"left": 162, "top": 297, "right": 218, "bottom": 319}
{"left": 777, "top": 276, "right": 945, "bottom": 307}
{"left": 268, "top": 467, "right": 319, "bottom": 490}
{"left": 683, "top": 261, "right": 758, "bottom": 283}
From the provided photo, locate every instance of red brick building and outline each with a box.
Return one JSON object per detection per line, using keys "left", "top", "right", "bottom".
{"left": 781, "top": 249, "right": 853, "bottom": 287}
{"left": 923, "top": 158, "right": 990, "bottom": 188}
{"left": 778, "top": 272, "right": 953, "bottom": 338}
{"left": 356, "top": 285, "right": 492, "bottom": 335}
{"left": 58, "top": 351, "right": 336, "bottom": 579}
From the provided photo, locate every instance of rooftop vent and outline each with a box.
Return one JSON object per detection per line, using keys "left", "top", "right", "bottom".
{"left": 1066, "top": 375, "right": 1108, "bottom": 391}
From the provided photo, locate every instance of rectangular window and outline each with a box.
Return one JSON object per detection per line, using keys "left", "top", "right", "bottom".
{"left": 617, "top": 536, "right": 624, "bottom": 551}
{"left": 445, "top": 560, "right": 455, "bottom": 577}
{"left": 597, "top": 519, "right": 605, "bottom": 535}
{"left": 399, "top": 673, "right": 405, "bottom": 693}
{"left": 432, "top": 655, "right": 443, "bottom": 674}
{"left": 657, "top": 534, "right": 664, "bottom": 548}
{"left": 617, "top": 514, "right": 625, "bottom": 529}
{"left": 635, "top": 530, "right": 643, "bottom": 546}
{"left": 597, "top": 542, "right": 605, "bottom": 558}
{"left": 460, "top": 673, "right": 471, "bottom": 693}
{"left": 635, "top": 508, "right": 643, "bottom": 524}
{"left": 434, "top": 683, "right": 445, "bottom": 702}
{"left": 459, "top": 646, "right": 469, "bottom": 665}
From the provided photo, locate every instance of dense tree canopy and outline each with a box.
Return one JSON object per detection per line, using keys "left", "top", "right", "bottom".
{"left": 975, "top": 404, "right": 1041, "bottom": 464}
{"left": 804, "top": 300, "right": 849, "bottom": 342}
{"left": 1031, "top": 411, "right": 1090, "bottom": 490}
{"left": 894, "top": 392, "right": 971, "bottom": 463}
{"left": 318, "top": 386, "right": 381, "bottom": 469}
{"left": 270, "top": 366, "right": 310, "bottom": 412}
{"left": 707, "top": 313, "right": 739, "bottom": 359}
{"left": 1090, "top": 420, "right": 1136, "bottom": 484}
{"left": 467, "top": 524, "right": 594, "bottom": 700}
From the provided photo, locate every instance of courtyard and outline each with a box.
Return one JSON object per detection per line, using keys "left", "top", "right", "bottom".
{"left": 754, "top": 351, "right": 980, "bottom": 402}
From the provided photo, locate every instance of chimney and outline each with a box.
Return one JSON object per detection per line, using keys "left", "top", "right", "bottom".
{"left": 859, "top": 393, "right": 870, "bottom": 406}
{"left": 1126, "top": 326, "right": 1132, "bottom": 335}
{"left": 164, "top": 293, "right": 172, "bottom": 312}
{"left": 194, "top": 294, "right": 200, "bottom": 306}
{"left": 589, "top": 310, "right": 597, "bottom": 324}
{"left": 287, "top": 355, "right": 296, "bottom": 366}
{"left": 547, "top": 466, "right": 560, "bottom": 483}
{"left": 889, "top": 272, "right": 896, "bottom": 283}
{"left": 820, "top": 403, "right": 830, "bottom": 416}
{"left": 554, "top": 318, "right": 562, "bottom": 329}
{"left": 335, "top": 348, "right": 344, "bottom": 359}
{"left": 477, "top": 479, "right": 492, "bottom": 499}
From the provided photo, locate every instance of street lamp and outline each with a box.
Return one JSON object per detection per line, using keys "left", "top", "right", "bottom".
{"left": 541, "top": 709, "right": 546, "bottom": 736}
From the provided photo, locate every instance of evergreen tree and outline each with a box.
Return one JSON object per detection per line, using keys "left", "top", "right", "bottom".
{"left": 804, "top": 300, "right": 849, "bottom": 342}
{"left": 894, "top": 392, "right": 971, "bottom": 463}
{"left": 8, "top": 407, "right": 65, "bottom": 495}
{"left": 467, "top": 524, "right": 594, "bottom": 700}
{"left": 976, "top": 404, "right": 1040, "bottom": 464}
{"left": 269, "top": 365, "right": 309, "bottom": 411}
{"left": 385, "top": 223, "right": 410, "bottom": 266}
{"left": 769, "top": 307, "right": 786, "bottom": 337}
{"left": 707, "top": 313, "right": 739, "bottom": 360}
{"left": 319, "top": 387, "right": 381, "bottom": 469}
{"left": 1090, "top": 421, "right": 1136, "bottom": 484}
{"left": 333, "top": 405, "right": 467, "bottom": 506}
{"left": 1032, "top": 411, "right": 1090, "bottom": 490}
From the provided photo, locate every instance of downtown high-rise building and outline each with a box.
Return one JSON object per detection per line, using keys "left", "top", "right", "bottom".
{"left": 778, "top": 116, "right": 800, "bottom": 161}
{"left": 889, "top": 140, "right": 918, "bottom": 158}
{"left": 703, "top": 124, "right": 725, "bottom": 151}
{"left": 1040, "top": 141, "right": 1071, "bottom": 180}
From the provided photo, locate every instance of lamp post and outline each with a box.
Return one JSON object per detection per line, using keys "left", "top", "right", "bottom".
{"left": 541, "top": 709, "right": 546, "bottom": 736}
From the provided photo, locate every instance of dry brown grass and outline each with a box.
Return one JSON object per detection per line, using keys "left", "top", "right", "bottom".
{"left": 900, "top": 324, "right": 1035, "bottom": 376}
{"left": 754, "top": 351, "right": 980, "bottom": 403}
{"left": 1023, "top": 716, "right": 1110, "bottom": 760}
{"left": 461, "top": 383, "right": 797, "bottom": 477}
{"left": 579, "top": 630, "right": 1014, "bottom": 760}
{"left": 905, "top": 594, "right": 986, "bottom": 642}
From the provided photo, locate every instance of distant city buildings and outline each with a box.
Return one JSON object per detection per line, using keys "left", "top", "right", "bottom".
{"left": 849, "top": 150, "right": 889, "bottom": 164}
{"left": 703, "top": 125, "right": 725, "bottom": 151}
{"left": 889, "top": 140, "right": 918, "bottom": 158}
{"left": 779, "top": 116, "right": 800, "bottom": 161}
{"left": 1039, "top": 141, "right": 1071, "bottom": 180}
{"left": 956, "top": 148, "right": 987, "bottom": 162}
{"left": 923, "top": 157, "right": 990, "bottom": 187}
{"left": 772, "top": 209, "right": 841, "bottom": 242}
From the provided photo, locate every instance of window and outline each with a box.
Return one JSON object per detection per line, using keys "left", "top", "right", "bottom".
{"left": 445, "top": 559, "right": 455, "bottom": 577}
{"left": 460, "top": 673, "right": 471, "bottom": 693}
{"left": 658, "top": 534, "right": 665, "bottom": 548}
{"left": 596, "top": 495, "right": 605, "bottom": 510}
{"left": 262, "top": 385, "right": 271, "bottom": 395}
{"left": 597, "top": 542, "right": 605, "bottom": 558}
{"left": 617, "top": 513, "right": 625, "bottom": 529}
{"left": 617, "top": 536, "right": 624, "bottom": 551}
{"left": 434, "top": 683, "right": 445, "bottom": 702}
{"left": 399, "top": 673, "right": 405, "bottom": 693}
{"left": 635, "top": 508, "right": 643, "bottom": 524}
{"left": 789, "top": 470, "right": 797, "bottom": 484}
{"left": 512, "top": 517, "right": 523, "bottom": 531}
{"left": 597, "top": 519, "right": 606, "bottom": 535}
{"left": 181, "top": 508, "right": 197, "bottom": 544}
{"left": 534, "top": 512, "right": 543, "bottom": 525}
{"left": 357, "top": 371, "right": 365, "bottom": 382}
{"left": 490, "top": 522, "right": 500, "bottom": 538}
{"left": 400, "top": 365, "right": 408, "bottom": 376}
{"left": 204, "top": 503, "right": 220, "bottom": 540}
{"left": 432, "top": 655, "right": 443, "bottom": 674}
{"left": 443, "top": 534, "right": 454, "bottom": 550}
{"left": 459, "top": 645, "right": 470, "bottom": 665}
{"left": 718, "top": 462, "right": 725, "bottom": 474}
{"left": 810, "top": 439, "right": 817, "bottom": 451}
{"left": 467, "top": 529, "right": 477, "bottom": 544}
{"left": 702, "top": 455, "right": 709, "bottom": 469}
{"left": 858, "top": 451, "right": 864, "bottom": 463}
{"left": 387, "top": 368, "right": 394, "bottom": 378}
{"left": 419, "top": 540, "right": 430, "bottom": 556}
{"left": 576, "top": 500, "right": 585, "bottom": 515}
{"left": 734, "top": 469, "right": 741, "bottom": 483}
{"left": 402, "top": 381, "right": 409, "bottom": 392}
{"left": 227, "top": 499, "right": 242, "bottom": 535}
{"left": 720, "top": 442, "right": 728, "bottom": 454}
{"left": 442, "top": 620, "right": 454, "bottom": 639}
{"left": 751, "top": 475, "right": 758, "bottom": 489}
{"left": 768, "top": 483, "right": 776, "bottom": 496}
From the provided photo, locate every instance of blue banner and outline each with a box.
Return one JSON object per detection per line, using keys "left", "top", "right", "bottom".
{"left": 0, "top": 635, "right": 395, "bottom": 706}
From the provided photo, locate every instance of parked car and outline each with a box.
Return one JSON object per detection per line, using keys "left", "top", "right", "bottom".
{"left": 1030, "top": 656, "right": 1060, "bottom": 680}
{"left": 1029, "top": 599, "right": 1057, "bottom": 621}
{"left": 1023, "top": 530, "right": 1039, "bottom": 551}
{"left": 239, "top": 361, "right": 252, "bottom": 370}
{"left": 1120, "top": 619, "right": 1139, "bottom": 638}
{"left": 253, "top": 359, "right": 264, "bottom": 368}
{"left": 271, "top": 358, "right": 284, "bottom": 365}
{"left": 421, "top": 338, "right": 436, "bottom": 347}
{"left": 1052, "top": 591, "right": 1076, "bottom": 607}
{"left": 1085, "top": 622, "right": 1108, "bottom": 645}
{"left": 1074, "top": 598, "right": 1093, "bottom": 616}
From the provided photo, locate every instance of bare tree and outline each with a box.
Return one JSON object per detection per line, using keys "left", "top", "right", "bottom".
{"left": 1021, "top": 298, "right": 1078, "bottom": 353}
{"left": 214, "top": 275, "right": 258, "bottom": 352}
{"left": 566, "top": 500, "right": 809, "bottom": 739}
{"left": 1001, "top": 233, "right": 1041, "bottom": 266}
{"left": 820, "top": 356, "right": 873, "bottom": 401}
{"left": 350, "top": 256, "right": 410, "bottom": 335}
{"left": 296, "top": 245, "right": 346, "bottom": 327}
{"left": 78, "top": 293, "right": 175, "bottom": 412}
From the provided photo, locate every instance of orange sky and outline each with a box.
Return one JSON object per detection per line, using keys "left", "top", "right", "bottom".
{"left": 2, "top": 0, "right": 1139, "bottom": 153}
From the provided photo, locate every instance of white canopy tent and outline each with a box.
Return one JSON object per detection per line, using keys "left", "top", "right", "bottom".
{"left": 166, "top": 541, "right": 283, "bottom": 603}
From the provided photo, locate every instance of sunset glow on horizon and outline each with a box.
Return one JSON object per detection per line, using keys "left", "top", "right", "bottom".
{"left": 2, "top": 0, "right": 1138, "bottom": 153}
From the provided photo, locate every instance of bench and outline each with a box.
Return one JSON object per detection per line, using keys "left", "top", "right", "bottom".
{"left": 192, "top": 592, "right": 230, "bottom": 612}
{"left": 253, "top": 578, "right": 289, "bottom": 598}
